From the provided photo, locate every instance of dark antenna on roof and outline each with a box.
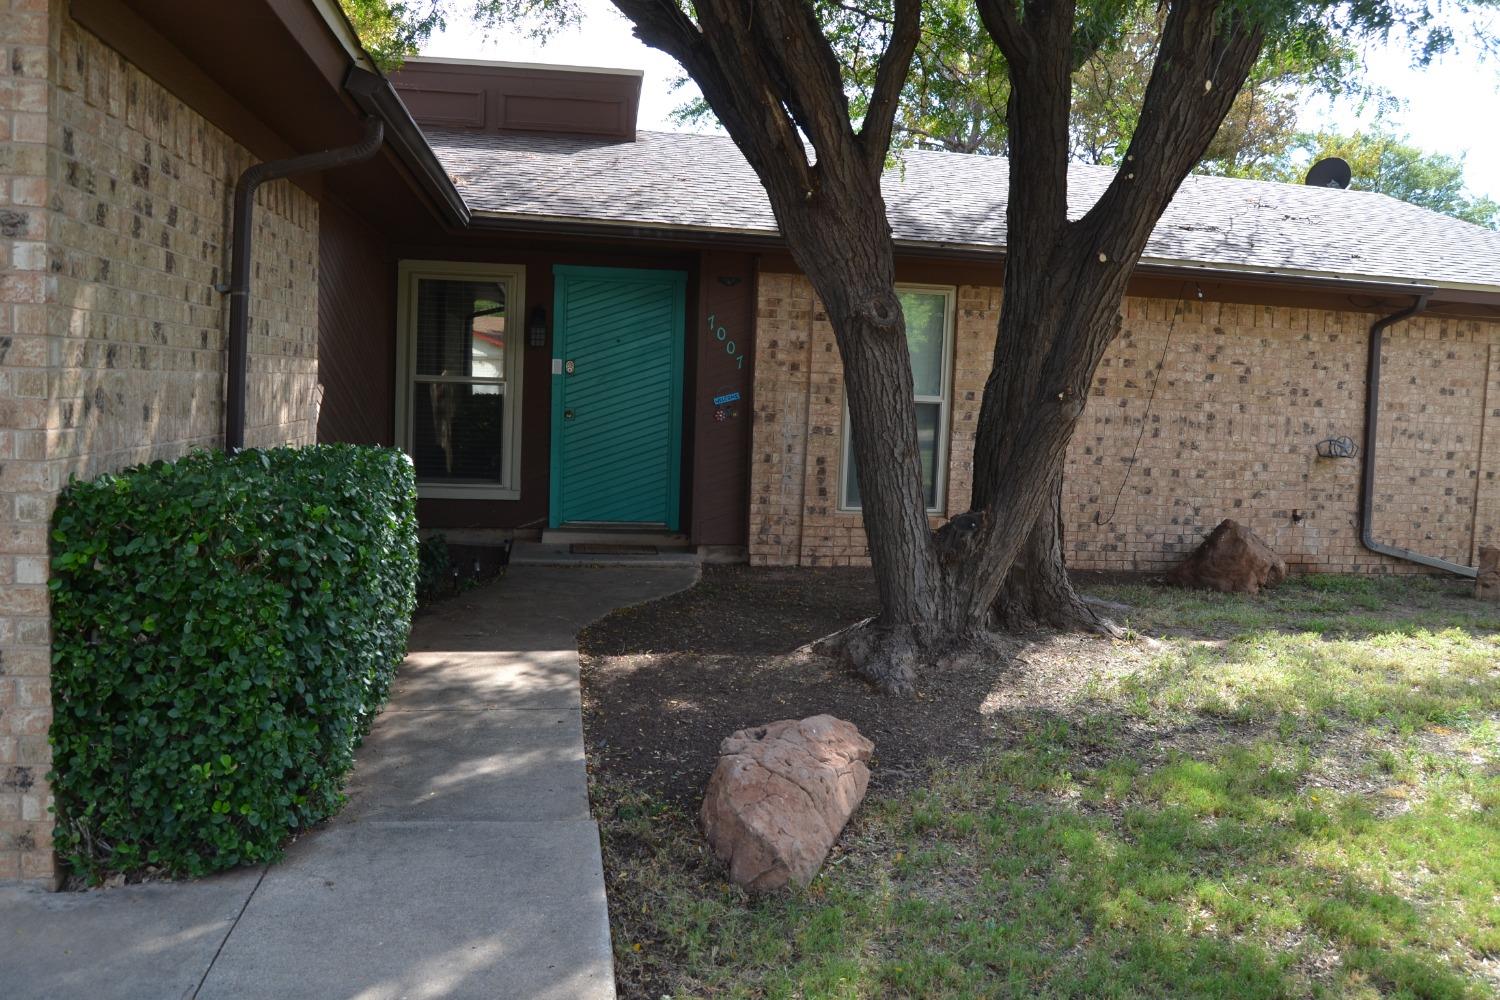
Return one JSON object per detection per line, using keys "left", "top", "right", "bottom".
{"left": 1303, "top": 157, "right": 1352, "bottom": 190}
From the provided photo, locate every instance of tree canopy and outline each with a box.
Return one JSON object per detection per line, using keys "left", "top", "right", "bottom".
{"left": 339, "top": 0, "right": 446, "bottom": 69}
{"left": 1266, "top": 129, "right": 1500, "bottom": 227}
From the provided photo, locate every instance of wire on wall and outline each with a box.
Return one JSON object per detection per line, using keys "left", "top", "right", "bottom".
{"left": 1095, "top": 282, "right": 1202, "bottom": 527}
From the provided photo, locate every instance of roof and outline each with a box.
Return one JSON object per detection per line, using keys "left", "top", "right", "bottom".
{"left": 428, "top": 127, "right": 1500, "bottom": 294}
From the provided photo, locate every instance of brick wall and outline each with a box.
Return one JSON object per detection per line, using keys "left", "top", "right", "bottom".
{"left": 0, "top": 1, "right": 320, "bottom": 883}
{"left": 748, "top": 274, "right": 1500, "bottom": 576}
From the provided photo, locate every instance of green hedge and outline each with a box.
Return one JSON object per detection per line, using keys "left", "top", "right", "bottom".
{"left": 48, "top": 445, "right": 418, "bottom": 880}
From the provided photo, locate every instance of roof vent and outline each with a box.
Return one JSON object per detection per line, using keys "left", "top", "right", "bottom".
{"left": 390, "top": 57, "right": 643, "bottom": 141}
{"left": 1303, "top": 157, "right": 1352, "bottom": 190}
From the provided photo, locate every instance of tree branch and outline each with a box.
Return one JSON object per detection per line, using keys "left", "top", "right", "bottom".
{"left": 974, "top": 0, "right": 1034, "bottom": 68}
{"left": 612, "top": 0, "right": 817, "bottom": 194}
{"left": 860, "top": 0, "right": 921, "bottom": 167}
{"left": 1080, "top": 3, "right": 1264, "bottom": 240}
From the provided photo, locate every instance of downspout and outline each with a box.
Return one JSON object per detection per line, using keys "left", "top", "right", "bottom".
{"left": 224, "top": 116, "right": 385, "bottom": 452}
{"left": 1359, "top": 289, "right": 1478, "bottom": 578}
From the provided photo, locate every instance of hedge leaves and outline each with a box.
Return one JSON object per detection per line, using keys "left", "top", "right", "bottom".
{"left": 48, "top": 446, "right": 418, "bottom": 880}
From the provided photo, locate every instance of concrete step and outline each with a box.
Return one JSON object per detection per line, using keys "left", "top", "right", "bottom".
{"left": 510, "top": 541, "right": 701, "bottom": 567}
{"left": 539, "top": 528, "right": 692, "bottom": 549}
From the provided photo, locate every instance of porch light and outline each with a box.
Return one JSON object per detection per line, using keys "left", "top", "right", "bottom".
{"left": 528, "top": 305, "right": 548, "bottom": 348}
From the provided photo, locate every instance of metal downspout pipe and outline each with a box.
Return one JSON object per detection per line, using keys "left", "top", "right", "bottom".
{"left": 224, "top": 116, "right": 385, "bottom": 452}
{"left": 1359, "top": 289, "right": 1478, "bottom": 578}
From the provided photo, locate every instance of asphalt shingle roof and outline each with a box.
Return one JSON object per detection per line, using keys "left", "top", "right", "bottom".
{"left": 430, "top": 127, "right": 1500, "bottom": 292}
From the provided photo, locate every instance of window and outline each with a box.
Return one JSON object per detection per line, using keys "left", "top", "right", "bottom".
{"left": 840, "top": 286, "right": 955, "bottom": 513}
{"left": 396, "top": 261, "right": 525, "bottom": 499}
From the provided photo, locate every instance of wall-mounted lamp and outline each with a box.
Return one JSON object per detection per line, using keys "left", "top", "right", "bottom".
{"left": 1315, "top": 435, "right": 1358, "bottom": 459}
{"left": 527, "top": 305, "right": 548, "bottom": 348}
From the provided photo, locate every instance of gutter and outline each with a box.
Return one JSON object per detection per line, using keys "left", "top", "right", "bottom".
{"left": 1358, "top": 289, "right": 1478, "bottom": 578}
{"left": 225, "top": 116, "right": 386, "bottom": 452}
{"left": 344, "top": 67, "right": 470, "bottom": 228}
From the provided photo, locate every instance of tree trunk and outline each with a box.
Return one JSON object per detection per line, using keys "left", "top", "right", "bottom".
{"left": 813, "top": 295, "right": 971, "bottom": 695}
{"left": 953, "top": 0, "right": 1266, "bottom": 642}
{"left": 612, "top": 0, "right": 1263, "bottom": 693}
{"left": 991, "top": 472, "right": 1120, "bottom": 634}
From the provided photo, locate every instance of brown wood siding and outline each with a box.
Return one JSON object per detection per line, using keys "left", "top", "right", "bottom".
{"left": 389, "top": 59, "right": 642, "bottom": 141}
{"left": 689, "top": 252, "right": 757, "bottom": 546}
{"left": 317, "top": 199, "right": 396, "bottom": 445}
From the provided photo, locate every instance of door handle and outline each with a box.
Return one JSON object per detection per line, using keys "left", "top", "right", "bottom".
{"left": 564, "top": 408, "right": 575, "bottom": 420}
{"left": 564, "top": 359, "right": 576, "bottom": 374}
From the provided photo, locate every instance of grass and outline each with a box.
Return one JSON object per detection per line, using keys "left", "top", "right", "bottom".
{"left": 593, "top": 575, "right": 1500, "bottom": 999}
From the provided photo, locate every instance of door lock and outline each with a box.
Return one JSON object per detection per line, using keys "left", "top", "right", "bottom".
{"left": 564, "top": 359, "right": 576, "bottom": 374}
{"left": 563, "top": 408, "right": 575, "bottom": 420}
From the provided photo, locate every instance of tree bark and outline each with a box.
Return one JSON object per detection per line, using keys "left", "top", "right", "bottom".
{"left": 991, "top": 472, "right": 1119, "bottom": 634}
{"left": 611, "top": 0, "right": 973, "bottom": 693}
{"left": 954, "top": 0, "right": 1266, "bottom": 639}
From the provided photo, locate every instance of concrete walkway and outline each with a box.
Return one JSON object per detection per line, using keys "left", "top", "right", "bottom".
{"left": 0, "top": 564, "right": 698, "bottom": 1000}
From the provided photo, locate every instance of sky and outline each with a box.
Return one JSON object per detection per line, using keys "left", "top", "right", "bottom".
{"left": 422, "top": 1, "right": 1500, "bottom": 202}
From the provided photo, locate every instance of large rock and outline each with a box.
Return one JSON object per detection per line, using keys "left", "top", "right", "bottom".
{"left": 1166, "top": 518, "right": 1287, "bottom": 595}
{"left": 1478, "top": 546, "right": 1500, "bottom": 601}
{"left": 700, "top": 715, "right": 873, "bottom": 893}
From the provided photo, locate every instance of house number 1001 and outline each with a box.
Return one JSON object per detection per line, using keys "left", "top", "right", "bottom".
{"left": 708, "top": 314, "right": 743, "bottom": 370}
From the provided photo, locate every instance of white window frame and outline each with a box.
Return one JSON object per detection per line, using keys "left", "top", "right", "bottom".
{"left": 838, "top": 284, "right": 956, "bottom": 515}
{"left": 395, "top": 259, "right": 526, "bottom": 500}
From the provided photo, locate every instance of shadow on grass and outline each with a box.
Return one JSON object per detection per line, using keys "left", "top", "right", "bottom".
{"left": 594, "top": 573, "right": 1499, "bottom": 1000}
{"left": 1099, "top": 624, "right": 1500, "bottom": 735}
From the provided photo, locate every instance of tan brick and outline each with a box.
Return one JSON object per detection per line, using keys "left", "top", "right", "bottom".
{"left": 750, "top": 276, "right": 1500, "bottom": 574}
{"left": 0, "top": 3, "right": 320, "bottom": 886}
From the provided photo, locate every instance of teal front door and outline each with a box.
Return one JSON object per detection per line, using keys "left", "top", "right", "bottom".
{"left": 550, "top": 266, "right": 687, "bottom": 529}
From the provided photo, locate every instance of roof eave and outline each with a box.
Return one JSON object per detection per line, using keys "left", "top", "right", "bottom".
{"left": 346, "top": 68, "right": 471, "bottom": 228}
{"left": 467, "top": 209, "right": 1500, "bottom": 305}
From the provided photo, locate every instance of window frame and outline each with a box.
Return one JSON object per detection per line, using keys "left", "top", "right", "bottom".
{"left": 395, "top": 259, "right": 527, "bottom": 500}
{"left": 838, "top": 283, "right": 956, "bottom": 515}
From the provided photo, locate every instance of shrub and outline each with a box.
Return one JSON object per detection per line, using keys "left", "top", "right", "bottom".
{"left": 48, "top": 445, "right": 418, "bottom": 880}
{"left": 417, "top": 532, "right": 455, "bottom": 605}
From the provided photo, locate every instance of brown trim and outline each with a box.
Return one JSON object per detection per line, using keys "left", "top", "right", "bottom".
{"left": 390, "top": 59, "right": 642, "bottom": 141}
{"left": 69, "top": 0, "right": 298, "bottom": 164}
{"left": 264, "top": 0, "right": 357, "bottom": 91}
{"left": 755, "top": 250, "right": 1500, "bottom": 317}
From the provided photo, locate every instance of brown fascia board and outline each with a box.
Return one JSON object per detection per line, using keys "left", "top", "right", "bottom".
{"left": 268, "top": 1, "right": 470, "bottom": 228}
{"left": 84, "top": 0, "right": 469, "bottom": 231}
{"left": 389, "top": 57, "right": 643, "bottom": 141}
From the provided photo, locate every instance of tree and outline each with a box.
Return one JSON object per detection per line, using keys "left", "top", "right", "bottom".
{"left": 350, "top": 0, "right": 1496, "bottom": 693}
{"left": 670, "top": 2, "right": 1367, "bottom": 172}
{"left": 339, "top": 0, "right": 447, "bottom": 69}
{"left": 1068, "top": 11, "right": 1365, "bottom": 175}
{"left": 1271, "top": 129, "right": 1499, "bottom": 228}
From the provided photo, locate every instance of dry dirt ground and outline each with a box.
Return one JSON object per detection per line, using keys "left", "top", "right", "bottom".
{"left": 578, "top": 565, "right": 1488, "bottom": 804}
{"left": 580, "top": 564, "right": 1010, "bottom": 803}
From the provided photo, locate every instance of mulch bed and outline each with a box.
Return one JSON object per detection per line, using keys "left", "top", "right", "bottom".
{"left": 578, "top": 564, "right": 1020, "bottom": 804}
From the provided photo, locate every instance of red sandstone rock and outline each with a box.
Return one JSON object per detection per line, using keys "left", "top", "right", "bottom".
{"left": 1478, "top": 546, "right": 1500, "bottom": 601}
{"left": 1167, "top": 518, "right": 1288, "bottom": 595}
{"left": 700, "top": 715, "right": 873, "bottom": 893}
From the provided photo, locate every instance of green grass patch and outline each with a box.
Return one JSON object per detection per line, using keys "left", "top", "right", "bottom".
{"left": 596, "top": 576, "right": 1500, "bottom": 999}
